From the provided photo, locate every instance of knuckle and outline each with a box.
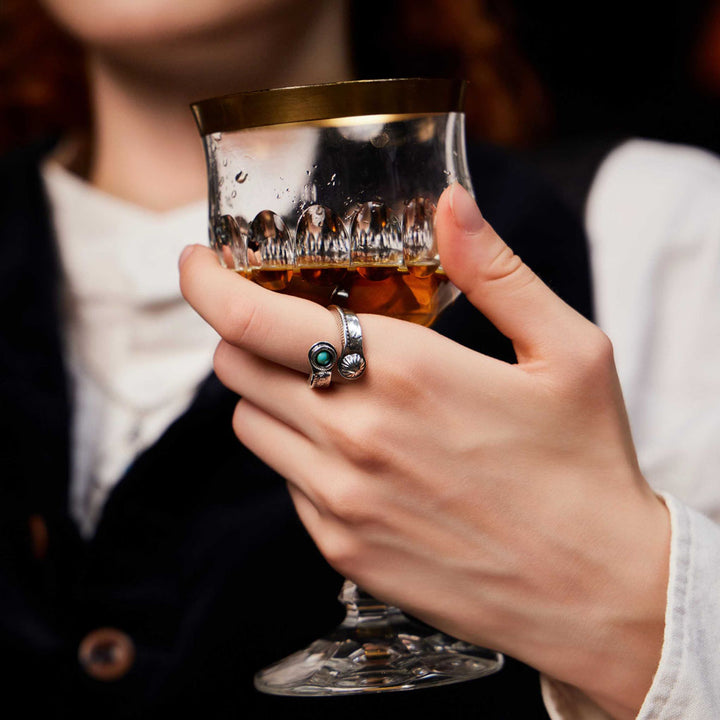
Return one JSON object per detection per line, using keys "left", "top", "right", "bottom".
{"left": 322, "top": 480, "right": 374, "bottom": 526}
{"left": 558, "top": 326, "right": 617, "bottom": 398}
{"left": 212, "top": 340, "right": 233, "bottom": 379}
{"left": 575, "top": 327, "right": 615, "bottom": 377}
{"left": 231, "top": 400, "right": 250, "bottom": 441}
{"left": 479, "top": 250, "right": 544, "bottom": 309}
{"left": 483, "top": 244, "right": 526, "bottom": 285}
{"left": 317, "top": 532, "right": 361, "bottom": 575}
{"left": 330, "top": 415, "right": 392, "bottom": 474}
{"left": 383, "top": 346, "right": 427, "bottom": 395}
{"left": 178, "top": 258, "right": 197, "bottom": 302}
{"left": 221, "top": 300, "right": 265, "bottom": 348}
{"left": 469, "top": 243, "right": 540, "bottom": 304}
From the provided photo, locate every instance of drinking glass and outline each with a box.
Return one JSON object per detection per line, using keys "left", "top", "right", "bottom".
{"left": 192, "top": 79, "right": 503, "bottom": 696}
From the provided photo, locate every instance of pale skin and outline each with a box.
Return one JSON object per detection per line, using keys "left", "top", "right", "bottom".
{"left": 38, "top": 0, "right": 670, "bottom": 716}
{"left": 179, "top": 184, "right": 670, "bottom": 720}
{"left": 40, "top": 0, "right": 353, "bottom": 210}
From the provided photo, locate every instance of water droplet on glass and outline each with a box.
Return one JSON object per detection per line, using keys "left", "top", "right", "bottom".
{"left": 222, "top": 158, "right": 228, "bottom": 167}
{"left": 219, "top": 177, "right": 225, "bottom": 187}
{"left": 351, "top": 202, "right": 402, "bottom": 276}
{"left": 235, "top": 171, "right": 248, "bottom": 183}
{"left": 231, "top": 190, "right": 237, "bottom": 198}
{"left": 211, "top": 132, "right": 223, "bottom": 142}
{"left": 302, "top": 183, "right": 318, "bottom": 203}
{"left": 371, "top": 132, "right": 390, "bottom": 148}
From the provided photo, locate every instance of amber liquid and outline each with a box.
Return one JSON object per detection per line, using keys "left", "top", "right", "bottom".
{"left": 240, "top": 263, "right": 454, "bottom": 326}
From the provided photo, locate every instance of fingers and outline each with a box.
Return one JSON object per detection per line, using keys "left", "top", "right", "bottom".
{"left": 232, "top": 398, "right": 344, "bottom": 513}
{"left": 436, "top": 184, "right": 593, "bottom": 363}
{"left": 215, "top": 340, "right": 330, "bottom": 442}
{"left": 179, "top": 244, "right": 338, "bottom": 372}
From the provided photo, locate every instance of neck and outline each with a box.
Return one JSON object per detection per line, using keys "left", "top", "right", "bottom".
{"left": 86, "top": 1, "right": 352, "bottom": 211}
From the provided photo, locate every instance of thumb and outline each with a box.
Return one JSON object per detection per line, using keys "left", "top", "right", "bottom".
{"left": 436, "top": 183, "right": 588, "bottom": 362}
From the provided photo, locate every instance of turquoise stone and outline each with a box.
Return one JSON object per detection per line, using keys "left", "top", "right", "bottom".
{"left": 316, "top": 350, "right": 332, "bottom": 367}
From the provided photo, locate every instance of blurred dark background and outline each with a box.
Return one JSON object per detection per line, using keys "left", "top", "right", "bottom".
{"left": 2, "top": 0, "right": 719, "bottom": 156}
{"left": 512, "top": 0, "right": 720, "bottom": 153}
{"left": 356, "top": 0, "right": 720, "bottom": 154}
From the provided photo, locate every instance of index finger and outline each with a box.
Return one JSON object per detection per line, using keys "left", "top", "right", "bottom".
{"left": 179, "top": 244, "right": 338, "bottom": 372}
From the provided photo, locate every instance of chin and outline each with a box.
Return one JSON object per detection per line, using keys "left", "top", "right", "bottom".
{"left": 38, "top": 0, "right": 300, "bottom": 47}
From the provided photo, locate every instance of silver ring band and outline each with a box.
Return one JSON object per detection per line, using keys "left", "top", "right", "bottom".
{"left": 308, "top": 341, "right": 337, "bottom": 389}
{"left": 328, "top": 306, "right": 367, "bottom": 380}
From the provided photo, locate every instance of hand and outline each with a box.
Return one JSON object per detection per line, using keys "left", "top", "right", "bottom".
{"left": 179, "top": 184, "right": 670, "bottom": 720}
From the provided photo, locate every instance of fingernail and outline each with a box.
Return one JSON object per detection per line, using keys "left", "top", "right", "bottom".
{"left": 449, "top": 183, "right": 485, "bottom": 233}
{"left": 178, "top": 244, "right": 196, "bottom": 268}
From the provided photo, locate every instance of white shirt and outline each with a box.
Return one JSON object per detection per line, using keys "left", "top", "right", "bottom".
{"left": 544, "top": 140, "right": 720, "bottom": 718}
{"left": 589, "top": 140, "right": 720, "bottom": 521}
{"left": 41, "top": 130, "right": 316, "bottom": 536}
{"left": 42, "top": 159, "right": 218, "bottom": 537}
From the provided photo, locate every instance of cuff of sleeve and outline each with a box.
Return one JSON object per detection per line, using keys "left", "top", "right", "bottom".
{"left": 632, "top": 491, "right": 687, "bottom": 719}
{"left": 636, "top": 492, "right": 720, "bottom": 719}
{"left": 540, "top": 674, "right": 614, "bottom": 720}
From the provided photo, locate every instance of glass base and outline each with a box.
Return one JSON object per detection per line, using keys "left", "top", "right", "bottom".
{"left": 254, "top": 581, "right": 503, "bottom": 696}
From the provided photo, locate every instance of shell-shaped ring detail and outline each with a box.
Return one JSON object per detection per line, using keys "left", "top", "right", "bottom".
{"left": 329, "top": 306, "right": 367, "bottom": 381}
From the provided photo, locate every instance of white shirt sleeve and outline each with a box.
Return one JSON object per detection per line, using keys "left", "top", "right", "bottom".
{"left": 585, "top": 140, "right": 720, "bottom": 523}
{"left": 636, "top": 493, "right": 720, "bottom": 717}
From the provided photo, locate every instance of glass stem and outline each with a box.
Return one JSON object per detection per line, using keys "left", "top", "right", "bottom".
{"left": 337, "top": 579, "right": 405, "bottom": 640}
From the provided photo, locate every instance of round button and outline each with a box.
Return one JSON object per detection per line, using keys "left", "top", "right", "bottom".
{"left": 78, "top": 628, "right": 135, "bottom": 681}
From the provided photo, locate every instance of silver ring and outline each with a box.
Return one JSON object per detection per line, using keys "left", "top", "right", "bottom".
{"left": 308, "top": 341, "right": 337, "bottom": 389}
{"left": 328, "top": 305, "right": 367, "bottom": 380}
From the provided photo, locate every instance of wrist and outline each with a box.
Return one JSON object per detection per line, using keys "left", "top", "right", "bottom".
{"left": 566, "top": 491, "right": 671, "bottom": 719}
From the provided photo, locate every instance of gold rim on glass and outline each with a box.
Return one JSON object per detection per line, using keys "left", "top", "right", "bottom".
{"left": 191, "top": 78, "right": 466, "bottom": 134}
